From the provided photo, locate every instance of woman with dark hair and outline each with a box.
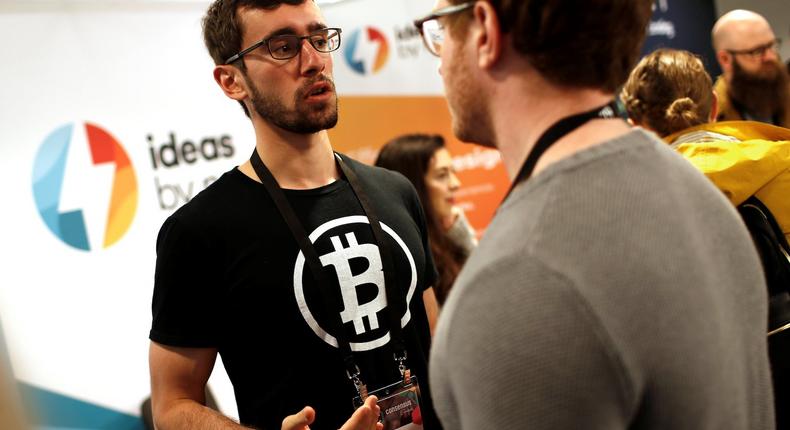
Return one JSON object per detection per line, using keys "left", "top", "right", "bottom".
{"left": 375, "top": 134, "right": 476, "bottom": 305}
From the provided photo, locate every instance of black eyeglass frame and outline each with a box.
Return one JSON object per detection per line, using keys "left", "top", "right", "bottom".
{"left": 413, "top": 2, "right": 476, "bottom": 56}
{"left": 224, "top": 27, "right": 342, "bottom": 64}
{"left": 726, "top": 38, "right": 782, "bottom": 58}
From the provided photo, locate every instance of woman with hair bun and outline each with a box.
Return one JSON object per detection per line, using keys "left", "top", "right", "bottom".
{"left": 375, "top": 134, "right": 476, "bottom": 305}
{"left": 621, "top": 48, "right": 718, "bottom": 138}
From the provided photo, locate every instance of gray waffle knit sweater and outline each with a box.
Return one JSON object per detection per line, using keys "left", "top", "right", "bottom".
{"left": 430, "top": 129, "right": 775, "bottom": 429}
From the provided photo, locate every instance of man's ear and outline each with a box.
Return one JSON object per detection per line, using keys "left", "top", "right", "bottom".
{"left": 213, "top": 65, "right": 248, "bottom": 102}
{"left": 716, "top": 50, "right": 732, "bottom": 75}
{"left": 709, "top": 90, "right": 719, "bottom": 122}
{"left": 472, "top": 1, "right": 502, "bottom": 69}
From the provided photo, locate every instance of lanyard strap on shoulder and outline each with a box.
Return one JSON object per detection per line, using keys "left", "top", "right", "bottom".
{"left": 504, "top": 101, "right": 618, "bottom": 201}
{"left": 249, "top": 150, "right": 409, "bottom": 392}
{"left": 335, "top": 155, "right": 407, "bottom": 360}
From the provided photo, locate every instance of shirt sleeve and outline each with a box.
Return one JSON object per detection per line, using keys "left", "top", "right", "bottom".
{"left": 149, "top": 216, "right": 221, "bottom": 347}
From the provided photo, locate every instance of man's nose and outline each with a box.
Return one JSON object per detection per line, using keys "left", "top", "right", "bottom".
{"left": 300, "top": 40, "right": 326, "bottom": 76}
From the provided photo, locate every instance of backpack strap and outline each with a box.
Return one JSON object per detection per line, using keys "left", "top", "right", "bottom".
{"left": 738, "top": 196, "right": 790, "bottom": 335}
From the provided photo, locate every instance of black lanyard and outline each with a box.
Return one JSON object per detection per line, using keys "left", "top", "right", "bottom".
{"left": 503, "top": 101, "right": 619, "bottom": 202}
{"left": 250, "top": 149, "right": 408, "bottom": 396}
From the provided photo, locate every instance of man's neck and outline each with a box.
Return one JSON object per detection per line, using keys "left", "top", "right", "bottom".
{"left": 489, "top": 76, "right": 630, "bottom": 180}
{"left": 239, "top": 121, "right": 338, "bottom": 190}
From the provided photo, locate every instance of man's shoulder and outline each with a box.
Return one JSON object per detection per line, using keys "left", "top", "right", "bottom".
{"left": 713, "top": 75, "right": 729, "bottom": 99}
{"left": 509, "top": 129, "right": 671, "bottom": 196}
{"left": 166, "top": 167, "right": 246, "bottom": 227}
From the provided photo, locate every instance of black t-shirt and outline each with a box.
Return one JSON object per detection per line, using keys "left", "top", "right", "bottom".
{"left": 150, "top": 155, "right": 440, "bottom": 430}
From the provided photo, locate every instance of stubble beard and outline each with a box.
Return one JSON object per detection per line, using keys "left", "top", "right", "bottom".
{"left": 729, "top": 58, "right": 790, "bottom": 120}
{"left": 445, "top": 45, "right": 496, "bottom": 148}
{"left": 247, "top": 75, "right": 339, "bottom": 134}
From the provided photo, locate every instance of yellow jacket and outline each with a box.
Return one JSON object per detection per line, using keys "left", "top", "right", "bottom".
{"left": 665, "top": 121, "right": 790, "bottom": 242}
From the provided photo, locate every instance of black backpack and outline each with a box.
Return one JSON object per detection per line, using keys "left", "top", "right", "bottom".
{"left": 738, "top": 196, "right": 790, "bottom": 429}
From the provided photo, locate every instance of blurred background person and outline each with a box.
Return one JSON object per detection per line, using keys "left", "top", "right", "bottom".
{"left": 375, "top": 134, "right": 476, "bottom": 305}
{"left": 712, "top": 9, "right": 790, "bottom": 127}
{"left": 622, "top": 48, "right": 790, "bottom": 429}
{"left": 621, "top": 48, "right": 718, "bottom": 138}
{"left": 621, "top": 48, "right": 790, "bottom": 229}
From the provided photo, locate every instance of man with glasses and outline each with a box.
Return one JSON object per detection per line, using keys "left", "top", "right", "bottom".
{"left": 415, "top": 0, "right": 775, "bottom": 429}
{"left": 712, "top": 9, "right": 790, "bottom": 127}
{"left": 148, "top": 1, "right": 442, "bottom": 429}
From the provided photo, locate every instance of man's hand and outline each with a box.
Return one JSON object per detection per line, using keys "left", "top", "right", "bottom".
{"left": 341, "top": 397, "right": 383, "bottom": 430}
{"left": 281, "top": 396, "right": 383, "bottom": 430}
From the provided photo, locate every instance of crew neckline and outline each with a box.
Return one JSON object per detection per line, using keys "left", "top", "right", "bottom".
{"left": 230, "top": 166, "right": 347, "bottom": 196}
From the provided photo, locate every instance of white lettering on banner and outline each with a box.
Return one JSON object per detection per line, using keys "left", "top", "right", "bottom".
{"left": 654, "top": 0, "right": 669, "bottom": 13}
{"left": 452, "top": 148, "right": 502, "bottom": 172}
{"left": 456, "top": 183, "right": 495, "bottom": 198}
{"left": 649, "top": 19, "right": 676, "bottom": 39}
{"left": 320, "top": 233, "right": 387, "bottom": 335}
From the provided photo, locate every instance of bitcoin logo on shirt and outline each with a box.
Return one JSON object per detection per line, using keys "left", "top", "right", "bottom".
{"left": 320, "top": 232, "right": 387, "bottom": 334}
{"left": 293, "top": 215, "right": 417, "bottom": 352}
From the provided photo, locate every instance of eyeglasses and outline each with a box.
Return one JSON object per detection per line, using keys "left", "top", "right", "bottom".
{"left": 224, "top": 27, "right": 342, "bottom": 64}
{"left": 413, "top": 2, "right": 476, "bottom": 57}
{"left": 726, "top": 38, "right": 781, "bottom": 59}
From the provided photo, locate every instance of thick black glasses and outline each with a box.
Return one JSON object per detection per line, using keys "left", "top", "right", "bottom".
{"left": 727, "top": 38, "right": 781, "bottom": 59}
{"left": 413, "top": 2, "right": 476, "bottom": 56}
{"left": 225, "top": 27, "right": 342, "bottom": 64}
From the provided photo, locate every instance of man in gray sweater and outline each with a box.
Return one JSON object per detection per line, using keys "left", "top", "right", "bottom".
{"left": 413, "top": 0, "right": 775, "bottom": 428}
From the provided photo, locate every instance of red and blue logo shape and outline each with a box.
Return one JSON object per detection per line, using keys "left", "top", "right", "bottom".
{"left": 343, "top": 26, "right": 390, "bottom": 75}
{"left": 32, "top": 122, "right": 138, "bottom": 251}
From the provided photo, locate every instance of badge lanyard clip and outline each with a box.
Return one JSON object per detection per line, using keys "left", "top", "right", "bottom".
{"left": 346, "top": 362, "right": 368, "bottom": 401}
{"left": 395, "top": 351, "right": 411, "bottom": 384}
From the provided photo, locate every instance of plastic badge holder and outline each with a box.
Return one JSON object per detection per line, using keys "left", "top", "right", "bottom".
{"left": 353, "top": 376, "right": 424, "bottom": 430}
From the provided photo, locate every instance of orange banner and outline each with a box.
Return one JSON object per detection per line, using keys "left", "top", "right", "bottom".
{"left": 329, "top": 96, "right": 509, "bottom": 236}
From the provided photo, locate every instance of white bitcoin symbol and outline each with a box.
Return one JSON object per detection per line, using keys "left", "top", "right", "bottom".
{"left": 320, "top": 232, "right": 387, "bottom": 334}
{"left": 293, "top": 215, "right": 418, "bottom": 351}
